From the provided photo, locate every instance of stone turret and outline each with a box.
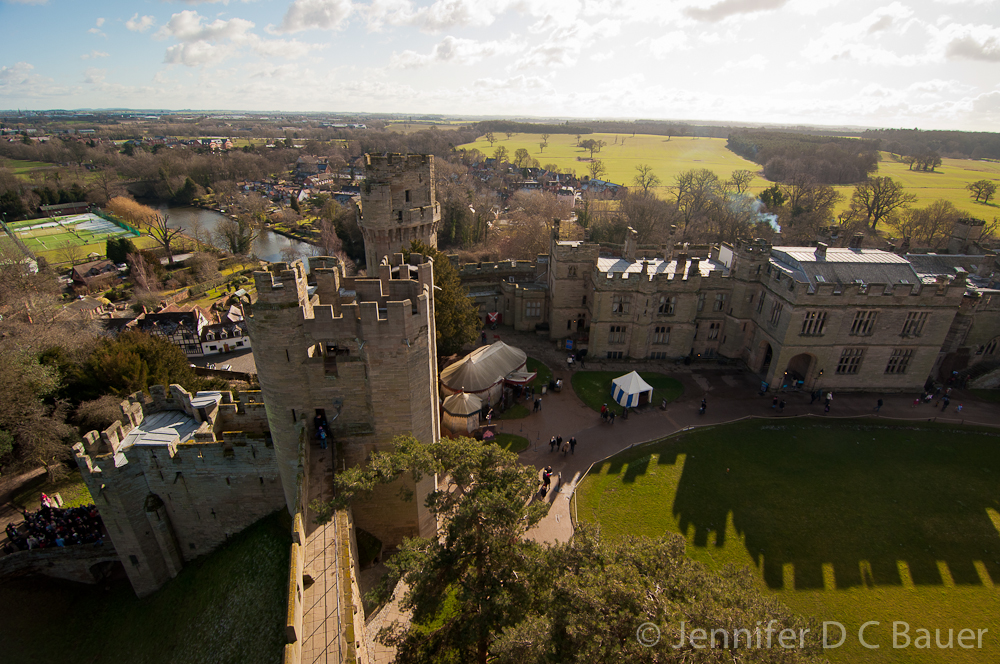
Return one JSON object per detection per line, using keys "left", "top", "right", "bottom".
{"left": 358, "top": 153, "right": 440, "bottom": 269}
{"left": 247, "top": 255, "right": 439, "bottom": 546}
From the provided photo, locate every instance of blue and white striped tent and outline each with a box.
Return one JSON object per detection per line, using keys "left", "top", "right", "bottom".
{"left": 611, "top": 371, "right": 654, "bottom": 408}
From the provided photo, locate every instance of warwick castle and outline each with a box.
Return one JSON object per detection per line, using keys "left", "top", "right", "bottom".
{"left": 66, "top": 153, "right": 999, "bottom": 663}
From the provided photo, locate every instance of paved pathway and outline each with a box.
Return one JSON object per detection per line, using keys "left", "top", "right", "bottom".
{"left": 479, "top": 326, "right": 1000, "bottom": 545}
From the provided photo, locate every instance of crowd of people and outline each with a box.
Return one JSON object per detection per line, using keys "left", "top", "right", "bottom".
{"left": 3, "top": 499, "right": 104, "bottom": 554}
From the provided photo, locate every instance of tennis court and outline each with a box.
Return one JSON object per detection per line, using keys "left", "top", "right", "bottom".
{"left": 9, "top": 213, "right": 140, "bottom": 253}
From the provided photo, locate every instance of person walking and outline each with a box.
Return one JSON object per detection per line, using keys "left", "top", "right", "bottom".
{"left": 699, "top": 398, "right": 707, "bottom": 415}
{"left": 549, "top": 436, "right": 557, "bottom": 453}
{"left": 609, "top": 410, "right": 616, "bottom": 424}
{"left": 569, "top": 437, "right": 577, "bottom": 455}
{"left": 825, "top": 392, "right": 833, "bottom": 407}
{"left": 875, "top": 398, "right": 883, "bottom": 413}
{"left": 600, "top": 403, "right": 607, "bottom": 421}
{"left": 561, "top": 438, "right": 570, "bottom": 456}
{"left": 772, "top": 396, "right": 779, "bottom": 409}
{"left": 942, "top": 395, "right": 951, "bottom": 410}
{"left": 778, "top": 399, "right": 786, "bottom": 413}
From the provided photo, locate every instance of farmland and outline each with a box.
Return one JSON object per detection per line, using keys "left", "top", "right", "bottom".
{"left": 459, "top": 133, "right": 1000, "bottom": 219}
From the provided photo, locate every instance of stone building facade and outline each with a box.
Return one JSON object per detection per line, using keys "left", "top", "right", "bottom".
{"left": 544, "top": 224, "right": 997, "bottom": 393}
{"left": 247, "top": 254, "right": 439, "bottom": 548}
{"left": 357, "top": 153, "right": 440, "bottom": 269}
{"left": 73, "top": 385, "right": 284, "bottom": 597}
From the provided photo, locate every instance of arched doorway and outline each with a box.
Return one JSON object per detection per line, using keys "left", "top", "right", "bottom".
{"left": 758, "top": 341, "right": 773, "bottom": 375}
{"left": 782, "top": 353, "right": 815, "bottom": 390}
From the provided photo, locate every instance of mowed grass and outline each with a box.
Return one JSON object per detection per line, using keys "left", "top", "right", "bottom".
{"left": 460, "top": 134, "right": 1000, "bottom": 222}
{"left": 570, "top": 371, "right": 683, "bottom": 415}
{"left": 460, "top": 133, "right": 764, "bottom": 199}
{"left": 829, "top": 153, "right": 1000, "bottom": 219}
{"left": 11, "top": 468, "right": 93, "bottom": 510}
{"left": 0, "top": 511, "right": 291, "bottom": 664}
{"left": 576, "top": 418, "right": 1000, "bottom": 664}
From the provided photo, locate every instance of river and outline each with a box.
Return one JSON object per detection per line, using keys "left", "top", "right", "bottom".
{"left": 159, "top": 205, "right": 316, "bottom": 266}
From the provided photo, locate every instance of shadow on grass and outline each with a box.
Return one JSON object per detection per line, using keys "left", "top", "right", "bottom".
{"left": 597, "top": 419, "right": 1000, "bottom": 591}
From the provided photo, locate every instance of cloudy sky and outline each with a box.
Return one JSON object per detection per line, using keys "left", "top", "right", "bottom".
{"left": 1, "top": 0, "right": 998, "bottom": 130}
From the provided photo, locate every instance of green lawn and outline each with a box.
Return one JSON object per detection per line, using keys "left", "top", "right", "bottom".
{"left": 577, "top": 418, "right": 1000, "bottom": 664}
{"left": 0, "top": 511, "right": 291, "bottom": 664}
{"left": 12, "top": 468, "right": 93, "bottom": 510}
{"left": 570, "top": 371, "right": 683, "bottom": 415}
{"left": 494, "top": 433, "right": 530, "bottom": 453}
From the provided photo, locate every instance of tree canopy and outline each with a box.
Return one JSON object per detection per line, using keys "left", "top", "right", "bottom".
{"left": 328, "top": 435, "right": 824, "bottom": 664}
{"left": 405, "top": 240, "right": 480, "bottom": 356}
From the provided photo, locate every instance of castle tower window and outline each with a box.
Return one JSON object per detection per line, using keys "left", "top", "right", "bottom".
{"left": 609, "top": 325, "right": 626, "bottom": 344}
{"left": 405, "top": 189, "right": 411, "bottom": 203}
{"left": 707, "top": 322, "right": 721, "bottom": 340}
{"left": 801, "top": 311, "right": 827, "bottom": 336}
{"left": 713, "top": 294, "right": 726, "bottom": 312}
{"left": 885, "top": 349, "right": 914, "bottom": 374}
{"left": 697, "top": 293, "right": 706, "bottom": 312}
{"left": 850, "top": 310, "right": 878, "bottom": 336}
{"left": 653, "top": 326, "right": 670, "bottom": 344}
{"left": 836, "top": 348, "right": 864, "bottom": 374}
{"left": 768, "top": 301, "right": 783, "bottom": 326}
{"left": 658, "top": 296, "right": 676, "bottom": 315}
{"left": 611, "top": 295, "right": 631, "bottom": 314}
{"left": 900, "top": 311, "right": 928, "bottom": 337}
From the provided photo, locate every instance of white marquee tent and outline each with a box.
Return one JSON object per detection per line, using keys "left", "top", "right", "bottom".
{"left": 441, "top": 392, "right": 483, "bottom": 434}
{"left": 611, "top": 371, "right": 654, "bottom": 408}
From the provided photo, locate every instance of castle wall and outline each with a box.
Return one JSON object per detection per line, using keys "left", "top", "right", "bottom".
{"left": 74, "top": 387, "right": 286, "bottom": 597}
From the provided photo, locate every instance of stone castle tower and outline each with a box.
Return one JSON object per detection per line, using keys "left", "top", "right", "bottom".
{"left": 358, "top": 153, "right": 440, "bottom": 269}
{"left": 246, "top": 254, "right": 440, "bottom": 546}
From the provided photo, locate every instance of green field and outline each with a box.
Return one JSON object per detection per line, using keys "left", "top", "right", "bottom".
{"left": 9, "top": 214, "right": 144, "bottom": 266}
{"left": 2, "top": 158, "right": 56, "bottom": 179}
{"left": 460, "top": 133, "right": 1000, "bottom": 220}
{"left": 0, "top": 511, "right": 290, "bottom": 664}
{"left": 831, "top": 153, "right": 1000, "bottom": 219}
{"left": 461, "top": 133, "right": 763, "bottom": 200}
{"left": 577, "top": 418, "right": 1000, "bottom": 663}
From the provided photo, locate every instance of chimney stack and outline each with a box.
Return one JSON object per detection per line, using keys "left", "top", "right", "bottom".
{"left": 815, "top": 242, "right": 827, "bottom": 260}
{"left": 674, "top": 253, "right": 688, "bottom": 276}
{"left": 688, "top": 257, "right": 701, "bottom": 278}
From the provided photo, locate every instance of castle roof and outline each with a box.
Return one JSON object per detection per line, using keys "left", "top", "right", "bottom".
{"left": 119, "top": 392, "right": 222, "bottom": 455}
{"left": 769, "top": 246, "right": 921, "bottom": 290}
{"left": 596, "top": 256, "right": 727, "bottom": 280}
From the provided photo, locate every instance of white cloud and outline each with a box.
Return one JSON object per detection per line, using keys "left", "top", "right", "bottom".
{"left": 96, "top": 17, "right": 105, "bottom": 27}
{"left": 390, "top": 35, "right": 521, "bottom": 68}
{"left": 647, "top": 31, "right": 690, "bottom": 58}
{"left": 937, "top": 23, "right": 1000, "bottom": 61}
{"left": 590, "top": 50, "right": 614, "bottom": 62}
{"left": 684, "top": 0, "right": 789, "bottom": 23}
{"left": 80, "top": 50, "right": 110, "bottom": 60}
{"left": 2, "top": 0, "right": 50, "bottom": 5}
{"left": 84, "top": 68, "right": 106, "bottom": 85}
{"left": 0, "top": 61, "right": 66, "bottom": 98}
{"left": 515, "top": 17, "right": 620, "bottom": 70}
{"left": 366, "top": 0, "right": 507, "bottom": 32}
{"left": 272, "top": 0, "right": 353, "bottom": 34}
{"left": 126, "top": 13, "right": 156, "bottom": 33}
{"left": 721, "top": 53, "right": 768, "bottom": 70}
{"left": 803, "top": 3, "right": 926, "bottom": 65}
{"left": 158, "top": 10, "right": 313, "bottom": 66}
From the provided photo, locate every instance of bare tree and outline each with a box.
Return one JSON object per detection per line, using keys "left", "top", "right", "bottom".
{"left": 147, "top": 212, "right": 185, "bottom": 264}
{"left": 632, "top": 164, "right": 661, "bottom": 194}
{"left": 847, "top": 177, "right": 917, "bottom": 230}
{"left": 127, "top": 252, "right": 161, "bottom": 292}
{"left": 588, "top": 160, "right": 608, "bottom": 181}
{"left": 727, "top": 169, "right": 755, "bottom": 194}
{"left": 214, "top": 216, "right": 259, "bottom": 257}
{"left": 485, "top": 131, "right": 496, "bottom": 147}
{"left": 891, "top": 200, "right": 962, "bottom": 249}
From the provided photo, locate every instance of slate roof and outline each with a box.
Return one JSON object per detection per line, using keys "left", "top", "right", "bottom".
{"left": 769, "top": 246, "right": 921, "bottom": 290}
